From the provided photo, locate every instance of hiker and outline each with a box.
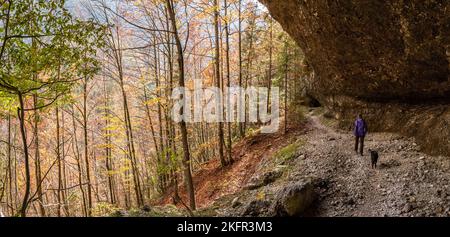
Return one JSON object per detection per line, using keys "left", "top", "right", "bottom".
{"left": 354, "top": 114, "right": 368, "bottom": 156}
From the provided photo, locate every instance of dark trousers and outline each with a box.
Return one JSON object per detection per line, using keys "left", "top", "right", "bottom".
{"left": 355, "top": 136, "right": 364, "bottom": 155}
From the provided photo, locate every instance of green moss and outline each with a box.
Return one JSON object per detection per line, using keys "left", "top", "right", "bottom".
{"left": 195, "top": 206, "right": 219, "bottom": 217}
{"left": 320, "top": 115, "right": 338, "bottom": 128}
{"left": 107, "top": 204, "right": 189, "bottom": 217}
{"left": 277, "top": 144, "right": 298, "bottom": 161}
{"left": 194, "top": 194, "right": 236, "bottom": 217}
{"left": 146, "top": 205, "right": 187, "bottom": 217}
{"left": 92, "top": 202, "right": 120, "bottom": 217}
{"left": 275, "top": 139, "right": 305, "bottom": 164}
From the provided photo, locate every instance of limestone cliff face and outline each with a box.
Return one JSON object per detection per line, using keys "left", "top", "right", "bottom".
{"left": 260, "top": 0, "right": 450, "bottom": 155}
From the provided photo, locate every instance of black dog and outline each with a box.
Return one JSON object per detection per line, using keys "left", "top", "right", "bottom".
{"left": 368, "top": 149, "right": 379, "bottom": 169}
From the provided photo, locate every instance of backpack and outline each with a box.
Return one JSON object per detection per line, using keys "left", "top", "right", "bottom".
{"left": 355, "top": 119, "right": 366, "bottom": 137}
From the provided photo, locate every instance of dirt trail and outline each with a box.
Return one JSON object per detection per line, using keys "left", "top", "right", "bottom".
{"left": 294, "top": 110, "right": 450, "bottom": 217}
{"left": 306, "top": 114, "right": 386, "bottom": 216}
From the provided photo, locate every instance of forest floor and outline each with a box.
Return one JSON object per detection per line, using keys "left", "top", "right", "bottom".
{"left": 153, "top": 107, "right": 450, "bottom": 217}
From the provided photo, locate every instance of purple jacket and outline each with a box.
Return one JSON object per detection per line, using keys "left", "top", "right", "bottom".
{"left": 354, "top": 118, "right": 367, "bottom": 137}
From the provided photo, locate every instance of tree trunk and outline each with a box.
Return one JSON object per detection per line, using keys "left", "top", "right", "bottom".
{"left": 165, "top": 0, "right": 196, "bottom": 211}
{"left": 238, "top": 0, "right": 245, "bottom": 138}
{"left": 17, "top": 92, "right": 31, "bottom": 217}
{"left": 61, "top": 110, "right": 70, "bottom": 216}
{"left": 33, "top": 95, "right": 45, "bottom": 216}
{"left": 103, "top": 81, "right": 116, "bottom": 204}
{"left": 214, "top": 0, "right": 226, "bottom": 167}
{"left": 284, "top": 41, "right": 289, "bottom": 134}
{"left": 155, "top": 43, "right": 166, "bottom": 193}
{"left": 6, "top": 113, "right": 13, "bottom": 216}
{"left": 71, "top": 105, "right": 88, "bottom": 216}
{"left": 56, "top": 107, "right": 62, "bottom": 217}
{"left": 244, "top": 14, "right": 255, "bottom": 134}
{"left": 83, "top": 76, "right": 93, "bottom": 216}
{"left": 224, "top": 0, "right": 233, "bottom": 165}
{"left": 267, "top": 18, "right": 273, "bottom": 112}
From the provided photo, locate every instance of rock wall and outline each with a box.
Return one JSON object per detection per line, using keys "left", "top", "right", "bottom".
{"left": 260, "top": 0, "right": 450, "bottom": 155}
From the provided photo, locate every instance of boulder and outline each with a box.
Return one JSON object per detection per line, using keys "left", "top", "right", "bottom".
{"left": 273, "top": 180, "right": 315, "bottom": 216}
{"left": 244, "top": 169, "right": 283, "bottom": 190}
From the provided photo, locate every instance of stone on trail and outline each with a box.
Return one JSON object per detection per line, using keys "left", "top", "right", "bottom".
{"left": 241, "top": 200, "right": 271, "bottom": 217}
{"left": 244, "top": 169, "right": 283, "bottom": 190}
{"left": 231, "top": 197, "right": 241, "bottom": 208}
{"left": 273, "top": 180, "right": 315, "bottom": 216}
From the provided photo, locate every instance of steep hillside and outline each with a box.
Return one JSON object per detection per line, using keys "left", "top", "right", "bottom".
{"left": 155, "top": 121, "right": 308, "bottom": 209}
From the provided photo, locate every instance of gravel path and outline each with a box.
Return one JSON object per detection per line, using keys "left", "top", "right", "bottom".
{"left": 289, "top": 111, "right": 450, "bottom": 217}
